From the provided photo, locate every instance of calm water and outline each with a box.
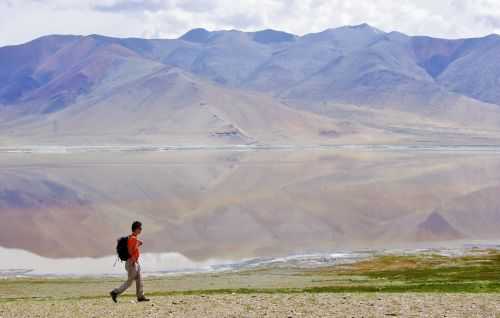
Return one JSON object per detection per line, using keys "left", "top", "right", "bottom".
{"left": 1, "top": 147, "right": 500, "bottom": 275}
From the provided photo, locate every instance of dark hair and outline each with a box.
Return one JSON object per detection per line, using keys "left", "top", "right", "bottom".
{"left": 131, "top": 221, "right": 142, "bottom": 232}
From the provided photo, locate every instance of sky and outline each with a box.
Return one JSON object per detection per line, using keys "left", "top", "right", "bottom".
{"left": 1, "top": 0, "right": 500, "bottom": 46}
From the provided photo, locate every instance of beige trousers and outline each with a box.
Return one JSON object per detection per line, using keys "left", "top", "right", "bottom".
{"left": 113, "top": 259, "right": 144, "bottom": 298}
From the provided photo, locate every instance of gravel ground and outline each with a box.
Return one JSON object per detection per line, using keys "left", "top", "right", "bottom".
{"left": 1, "top": 293, "right": 499, "bottom": 318}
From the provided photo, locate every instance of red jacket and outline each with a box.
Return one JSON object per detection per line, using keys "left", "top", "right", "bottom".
{"left": 128, "top": 233, "right": 140, "bottom": 263}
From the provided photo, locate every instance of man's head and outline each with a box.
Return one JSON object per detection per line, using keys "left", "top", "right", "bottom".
{"left": 131, "top": 221, "right": 142, "bottom": 235}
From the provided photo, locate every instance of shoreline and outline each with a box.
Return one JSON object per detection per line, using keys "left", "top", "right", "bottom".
{"left": 0, "top": 250, "right": 500, "bottom": 318}
{"left": 2, "top": 248, "right": 500, "bottom": 293}
{"left": 1, "top": 245, "right": 499, "bottom": 278}
{"left": 1, "top": 250, "right": 500, "bottom": 317}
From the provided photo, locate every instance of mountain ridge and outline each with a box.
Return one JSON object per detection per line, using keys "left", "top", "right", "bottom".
{"left": 1, "top": 24, "right": 500, "bottom": 146}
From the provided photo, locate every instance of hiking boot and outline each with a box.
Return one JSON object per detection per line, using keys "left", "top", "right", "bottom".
{"left": 110, "top": 291, "right": 118, "bottom": 303}
{"left": 137, "top": 297, "right": 150, "bottom": 302}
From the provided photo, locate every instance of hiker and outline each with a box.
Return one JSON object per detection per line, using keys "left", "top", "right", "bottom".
{"left": 110, "top": 221, "right": 150, "bottom": 302}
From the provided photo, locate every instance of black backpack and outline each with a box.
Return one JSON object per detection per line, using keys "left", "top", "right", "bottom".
{"left": 116, "top": 236, "right": 130, "bottom": 261}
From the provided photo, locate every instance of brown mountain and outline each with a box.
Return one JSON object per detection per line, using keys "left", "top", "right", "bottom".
{"left": 2, "top": 27, "right": 500, "bottom": 145}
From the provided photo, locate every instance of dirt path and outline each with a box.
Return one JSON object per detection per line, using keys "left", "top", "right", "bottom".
{"left": 1, "top": 293, "right": 499, "bottom": 318}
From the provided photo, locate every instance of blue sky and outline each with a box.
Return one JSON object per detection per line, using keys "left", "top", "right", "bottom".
{"left": 1, "top": 0, "right": 500, "bottom": 46}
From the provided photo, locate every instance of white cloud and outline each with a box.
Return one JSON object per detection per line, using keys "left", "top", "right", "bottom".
{"left": 0, "top": 0, "right": 500, "bottom": 46}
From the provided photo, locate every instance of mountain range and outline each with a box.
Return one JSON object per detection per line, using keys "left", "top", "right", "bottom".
{"left": 1, "top": 24, "right": 500, "bottom": 145}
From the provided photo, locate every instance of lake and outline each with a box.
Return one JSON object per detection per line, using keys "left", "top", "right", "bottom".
{"left": 1, "top": 147, "right": 500, "bottom": 275}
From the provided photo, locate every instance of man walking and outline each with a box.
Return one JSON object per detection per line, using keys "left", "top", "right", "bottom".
{"left": 110, "top": 221, "right": 150, "bottom": 302}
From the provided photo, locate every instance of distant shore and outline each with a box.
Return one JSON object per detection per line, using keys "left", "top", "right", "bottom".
{"left": 4, "top": 143, "right": 500, "bottom": 154}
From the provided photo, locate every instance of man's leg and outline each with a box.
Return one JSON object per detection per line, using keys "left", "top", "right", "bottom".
{"left": 112, "top": 261, "right": 136, "bottom": 298}
{"left": 135, "top": 263, "right": 147, "bottom": 300}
